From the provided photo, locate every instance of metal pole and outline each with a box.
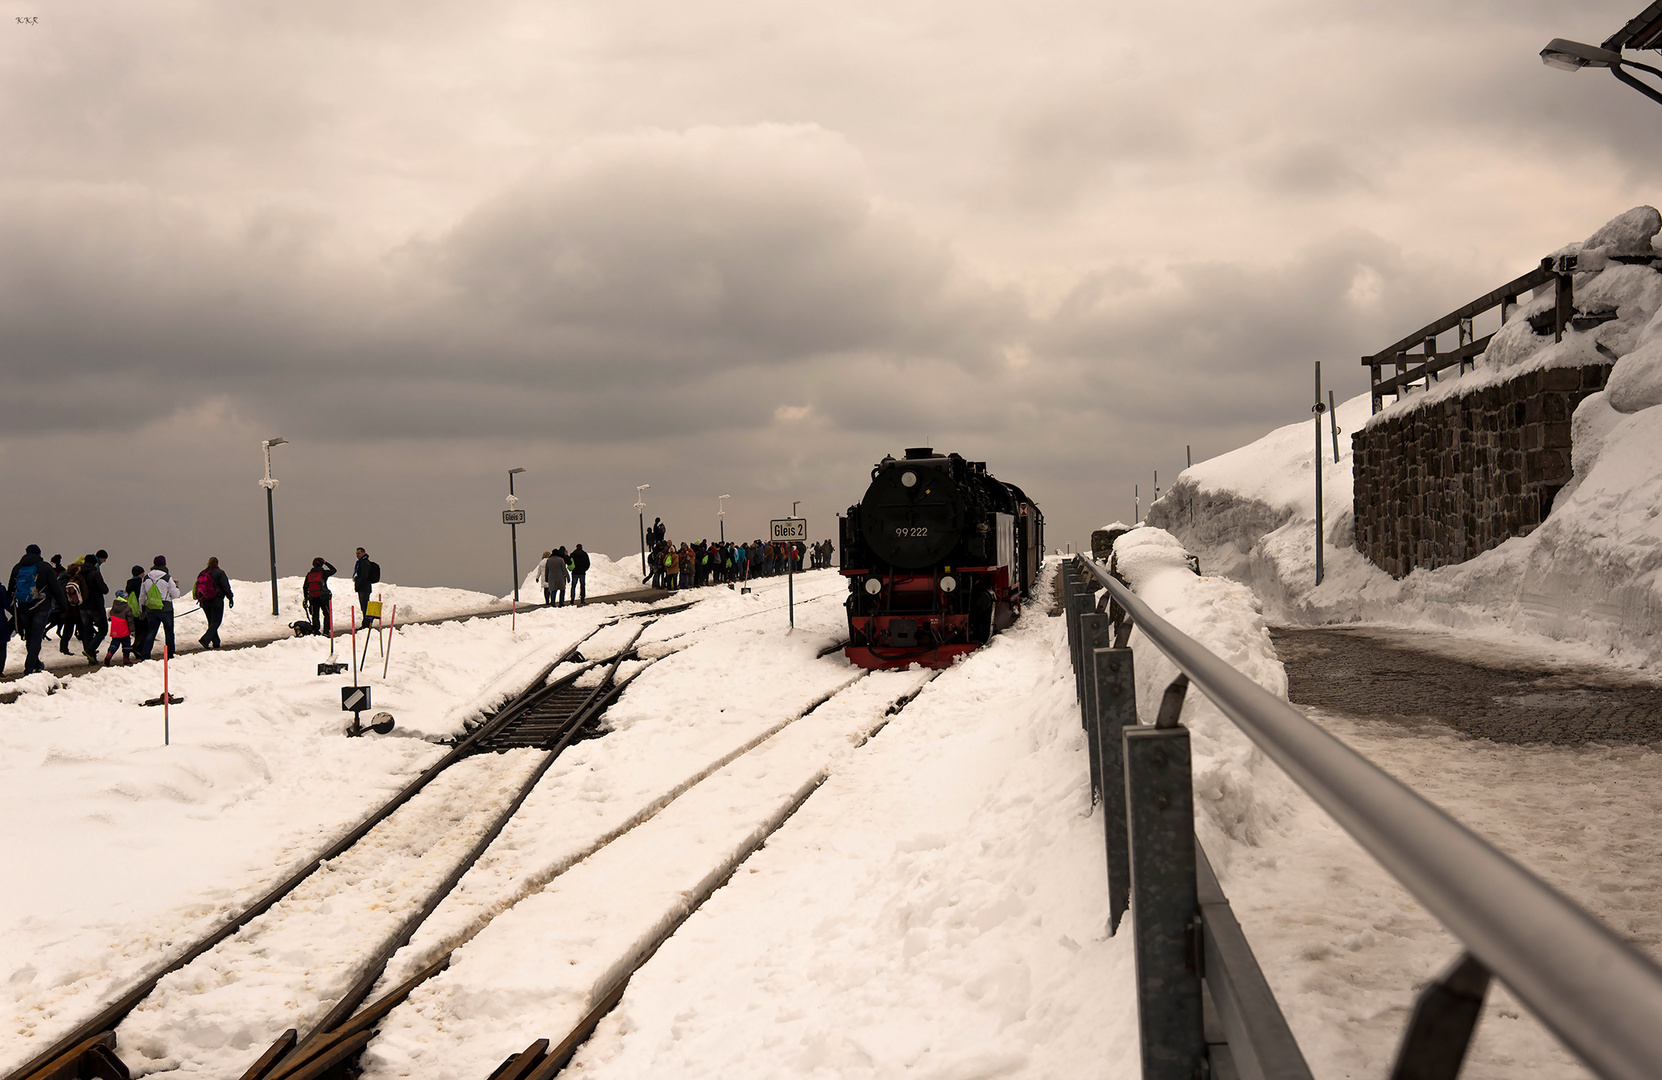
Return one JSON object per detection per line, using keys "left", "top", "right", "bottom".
{"left": 719, "top": 494, "right": 730, "bottom": 544}
{"left": 1187, "top": 445, "right": 1192, "bottom": 468}
{"left": 260, "top": 437, "right": 287, "bottom": 618}
{"left": 266, "top": 486, "right": 279, "bottom": 617}
{"left": 509, "top": 470, "right": 520, "bottom": 603}
{"left": 1329, "top": 389, "right": 1340, "bottom": 464}
{"left": 1314, "top": 362, "right": 1324, "bottom": 586}
{"left": 636, "top": 485, "right": 649, "bottom": 577}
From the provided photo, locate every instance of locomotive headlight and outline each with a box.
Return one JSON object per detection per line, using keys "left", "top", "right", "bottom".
{"left": 864, "top": 577, "right": 882, "bottom": 595}
{"left": 901, "top": 471, "right": 917, "bottom": 488}
{"left": 940, "top": 574, "right": 958, "bottom": 593}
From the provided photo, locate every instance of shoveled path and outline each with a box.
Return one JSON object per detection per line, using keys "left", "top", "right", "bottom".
{"left": 1270, "top": 626, "right": 1662, "bottom": 745}
{"left": 0, "top": 587, "right": 673, "bottom": 704}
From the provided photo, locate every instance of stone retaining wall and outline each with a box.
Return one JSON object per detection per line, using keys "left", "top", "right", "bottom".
{"left": 1352, "top": 363, "right": 1612, "bottom": 578}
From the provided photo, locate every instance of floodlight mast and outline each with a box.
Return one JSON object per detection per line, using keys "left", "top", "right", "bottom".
{"left": 1541, "top": 36, "right": 1662, "bottom": 105}
{"left": 636, "top": 484, "right": 650, "bottom": 576}
{"left": 260, "top": 437, "right": 288, "bottom": 616}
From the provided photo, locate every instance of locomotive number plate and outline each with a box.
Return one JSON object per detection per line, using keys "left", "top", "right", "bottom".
{"left": 894, "top": 527, "right": 930, "bottom": 537}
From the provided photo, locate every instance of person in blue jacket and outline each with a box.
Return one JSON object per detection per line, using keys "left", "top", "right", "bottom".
{"left": 8, "top": 545, "right": 66, "bottom": 675}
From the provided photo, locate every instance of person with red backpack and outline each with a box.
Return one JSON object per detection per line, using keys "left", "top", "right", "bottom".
{"left": 303, "top": 557, "right": 336, "bottom": 635}
{"left": 193, "top": 557, "right": 235, "bottom": 649}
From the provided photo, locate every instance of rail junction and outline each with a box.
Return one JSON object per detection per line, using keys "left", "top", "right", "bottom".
{"left": 8, "top": 581, "right": 934, "bottom": 1080}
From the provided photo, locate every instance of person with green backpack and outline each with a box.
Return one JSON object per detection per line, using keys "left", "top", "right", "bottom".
{"left": 135, "top": 556, "right": 181, "bottom": 660}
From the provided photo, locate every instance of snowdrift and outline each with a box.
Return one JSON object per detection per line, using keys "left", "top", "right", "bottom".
{"left": 1148, "top": 205, "right": 1662, "bottom": 669}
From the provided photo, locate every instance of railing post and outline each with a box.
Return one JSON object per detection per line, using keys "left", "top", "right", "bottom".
{"left": 1553, "top": 256, "right": 1574, "bottom": 343}
{"left": 1125, "top": 677, "right": 1205, "bottom": 1080}
{"left": 1079, "top": 612, "right": 1110, "bottom": 803}
{"left": 1092, "top": 638, "right": 1136, "bottom": 935}
{"left": 1063, "top": 563, "right": 1088, "bottom": 713}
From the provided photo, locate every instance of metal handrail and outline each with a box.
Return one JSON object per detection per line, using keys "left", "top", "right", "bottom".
{"left": 1074, "top": 554, "right": 1662, "bottom": 1080}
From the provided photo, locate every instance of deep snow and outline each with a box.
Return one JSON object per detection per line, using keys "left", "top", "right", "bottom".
{"left": 1148, "top": 205, "right": 1662, "bottom": 671}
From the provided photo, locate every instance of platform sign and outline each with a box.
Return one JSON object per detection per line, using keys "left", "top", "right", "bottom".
{"left": 770, "top": 518, "right": 807, "bottom": 542}
{"left": 502, "top": 509, "right": 527, "bottom": 525}
{"left": 341, "top": 685, "right": 371, "bottom": 713}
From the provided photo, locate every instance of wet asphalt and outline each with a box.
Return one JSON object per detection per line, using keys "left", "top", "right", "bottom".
{"left": 1270, "top": 626, "right": 1662, "bottom": 745}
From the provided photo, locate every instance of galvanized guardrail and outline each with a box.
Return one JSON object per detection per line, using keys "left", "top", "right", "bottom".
{"left": 1060, "top": 555, "right": 1662, "bottom": 1080}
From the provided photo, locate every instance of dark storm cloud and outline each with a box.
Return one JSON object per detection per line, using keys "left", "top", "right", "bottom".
{"left": 426, "top": 126, "right": 1021, "bottom": 375}
{"left": 0, "top": 125, "right": 1028, "bottom": 442}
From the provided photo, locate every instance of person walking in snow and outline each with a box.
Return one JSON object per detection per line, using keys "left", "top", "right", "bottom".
{"left": 545, "top": 547, "right": 569, "bottom": 606}
{"left": 0, "top": 579, "right": 11, "bottom": 675}
{"left": 8, "top": 545, "right": 63, "bottom": 676}
{"left": 74, "top": 553, "right": 108, "bottom": 660}
{"left": 303, "top": 557, "right": 336, "bottom": 635}
{"left": 104, "top": 589, "right": 136, "bottom": 665}
{"left": 533, "top": 551, "right": 552, "bottom": 605}
{"left": 352, "top": 548, "right": 380, "bottom": 627}
{"left": 135, "top": 556, "right": 181, "bottom": 660}
{"left": 193, "top": 557, "right": 234, "bottom": 649}
{"left": 570, "top": 545, "right": 590, "bottom": 604}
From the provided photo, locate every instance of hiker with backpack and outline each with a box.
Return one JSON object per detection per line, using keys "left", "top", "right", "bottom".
{"left": 193, "top": 557, "right": 234, "bottom": 649}
{"left": 9, "top": 545, "right": 67, "bottom": 676}
{"left": 304, "top": 557, "right": 336, "bottom": 635}
{"left": 352, "top": 548, "right": 380, "bottom": 627}
{"left": 136, "top": 556, "right": 181, "bottom": 660}
{"left": 104, "top": 589, "right": 136, "bottom": 665}
{"left": 57, "top": 557, "right": 85, "bottom": 656}
{"left": 73, "top": 553, "right": 108, "bottom": 661}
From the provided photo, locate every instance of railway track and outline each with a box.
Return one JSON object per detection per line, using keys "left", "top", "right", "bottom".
{"left": 10, "top": 583, "right": 863, "bottom": 1080}
{"left": 6, "top": 606, "right": 677, "bottom": 1080}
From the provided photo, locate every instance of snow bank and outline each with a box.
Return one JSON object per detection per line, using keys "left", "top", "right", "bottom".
{"left": 1147, "top": 205, "right": 1662, "bottom": 669}
{"left": 1111, "top": 528, "right": 1297, "bottom": 854}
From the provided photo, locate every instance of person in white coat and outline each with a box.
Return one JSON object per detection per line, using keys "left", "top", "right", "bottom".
{"left": 135, "top": 555, "right": 182, "bottom": 659}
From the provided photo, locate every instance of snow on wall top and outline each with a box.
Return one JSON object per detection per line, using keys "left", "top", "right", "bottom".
{"left": 1362, "top": 206, "right": 1662, "bottom": 432}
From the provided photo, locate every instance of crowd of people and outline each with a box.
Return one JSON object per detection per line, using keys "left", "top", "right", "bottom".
{"left": 531, "top": 544, "right": 591, "bottom": 607}
{"left": 626, "top": 518, "right": 836, "bottom": 592}
{"left": 1, "top": 544, "right": 384, "bottom": 677}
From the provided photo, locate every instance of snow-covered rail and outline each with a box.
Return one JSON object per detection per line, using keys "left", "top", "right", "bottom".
{"left": 1068, "top": 555, "right": 1662, "bottom": 1080}
{"left": 4, "top": 605, "right": 677, "bottom": 1080}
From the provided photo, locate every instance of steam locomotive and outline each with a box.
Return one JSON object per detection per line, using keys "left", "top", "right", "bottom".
{"left": 839, "top": 448, "right": 1044, "bottom": 670}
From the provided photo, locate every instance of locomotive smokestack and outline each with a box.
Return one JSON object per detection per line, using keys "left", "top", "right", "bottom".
{"left": 904, "top": 447, "right": 935, "bottom": 459}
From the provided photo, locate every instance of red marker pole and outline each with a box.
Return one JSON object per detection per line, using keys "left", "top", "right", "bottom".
{"left": 163, "top": 642, "right": 171, "bottom": 746}
{"left": 350, "top": 607, "right": 358, "bottom": 684}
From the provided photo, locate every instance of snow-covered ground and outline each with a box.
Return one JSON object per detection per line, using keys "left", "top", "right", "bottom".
{"left": 6, "top": 528, "right": 1650, "bottom": 1078}
{"left": 1149, "top": 205, "right": 1662, "bottom": 671}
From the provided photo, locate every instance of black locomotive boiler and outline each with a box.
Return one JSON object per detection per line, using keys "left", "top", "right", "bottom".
{"left": 840, "top": 448, "right": 1044, "bottom": 670}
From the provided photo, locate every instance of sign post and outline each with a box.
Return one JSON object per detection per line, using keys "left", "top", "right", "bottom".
{"left": 771, "top": 517, "right": 808, "bottom": 628}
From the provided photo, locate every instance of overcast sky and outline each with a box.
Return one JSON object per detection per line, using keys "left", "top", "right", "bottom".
{"left": 2, "top": 0, "right": 1657, "bottom": 594}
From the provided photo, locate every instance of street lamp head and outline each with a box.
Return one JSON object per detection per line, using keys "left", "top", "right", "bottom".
{"left": 1541, "top": 37, "right": 1622, "bottom": 70}
{"left": 509, "top": 467, "right": 526, "bottom": 475}
{"left": 265, "top": 437, "right": 288, "bottom": 448}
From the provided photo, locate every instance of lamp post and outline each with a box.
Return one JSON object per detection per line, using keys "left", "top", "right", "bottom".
{"left": 1541, "top": 36, "right": 1662, "bottom": 105}
{"left": 635, "top": 484, "right": 650, "bottom": 576}
{"left": 259, "top": 437, "right": 288, "bottom": 616}
{"left": 719, "top": 494, "right": 731, "bottom": 543}
{"left": 508, "top": 467, "right": 526, "bottom": 602}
